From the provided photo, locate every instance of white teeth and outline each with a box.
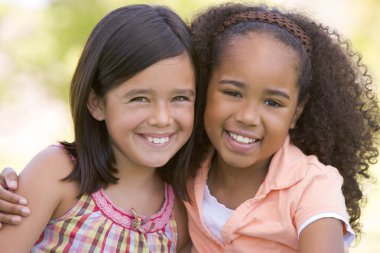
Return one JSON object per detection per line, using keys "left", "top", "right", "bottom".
{"left": 147, "top": 136, "right": 169, "bottom": 144}
{"left": 228, "top": 132, "right": 256, "bottom": 144}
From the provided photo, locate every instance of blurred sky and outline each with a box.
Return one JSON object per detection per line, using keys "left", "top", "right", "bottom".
{"left": 0, "top": 0, "right": 51, "bottom": 9}
{"left": 0, "top": 0, "right": 379, "bottom": 251}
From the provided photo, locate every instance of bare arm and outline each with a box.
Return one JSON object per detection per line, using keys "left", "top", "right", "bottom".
{"left": 299, "top": 217, "right": 345, "bottom": 253}
{"left": 0, "top": 147, "right": 73, "bottom": 251}
{"left": 0, "top": 167, "right": 30, "bottom": 228}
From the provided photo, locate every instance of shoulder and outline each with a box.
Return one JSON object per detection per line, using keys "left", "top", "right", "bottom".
{"left": 23, "top": 145, "right": 75, "bottom": 177}
{"left": 18, "top": 145, "right": 75, "bottom": 188}
{"left": 18, "top": 145, "right": 79, "bottom": 217}
{"left": 267, "top": 142, "right": 342, "bottom": 193}
{"left": 294, "top": 155, "right": 348, "bottom": 221}
{"left": 291, "top": 154, "right": 345, "bottom": 204}
{"left": 286, "top": 142, "right": 343, "bottom": 185}
{"left": 303, "top": 155, "right": 343, "bottom": 185}
{"left": 0, "top": 145, "right": 78, "bottom": 251}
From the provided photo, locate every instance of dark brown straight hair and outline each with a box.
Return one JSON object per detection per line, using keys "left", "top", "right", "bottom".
{"left": 60, "top": 4, "right": 201, "bottom": 198}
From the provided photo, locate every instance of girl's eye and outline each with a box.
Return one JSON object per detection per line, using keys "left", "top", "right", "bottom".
{"left": 130, "top": 97, "right": 148, "bottom": 102}
{"left": 223, "top": 90, "right": 242, "bottom": 98}
{"left": 264, "top": 99, "right": 283, "bottom": 107}
{"left": 173, "top": 96, "right": 190, "bottom": 102}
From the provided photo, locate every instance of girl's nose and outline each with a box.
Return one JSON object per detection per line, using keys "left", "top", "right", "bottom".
{"left": 148, "top": 103, "right": 173, "bottom": 127}
{"left": 234, "top": 101, "right": 260, "bottom": 126}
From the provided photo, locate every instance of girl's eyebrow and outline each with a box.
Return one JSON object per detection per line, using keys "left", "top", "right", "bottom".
{"left": 124, "top": 88, "right": 195, "bottom": 97}
{"left": 124, "top": 89, "right": 150, "bottom": 97}
{"left": 264, "top": 88, "right": 290, "bottom": 100}
{"left": 219, "top": 79, "right": 245, "bottom": 88}
{"left": 220, "top": 79, "right": 290, "bottom": 100}
{"left": 174, "top": 89, "right": 195, "bottom": 96}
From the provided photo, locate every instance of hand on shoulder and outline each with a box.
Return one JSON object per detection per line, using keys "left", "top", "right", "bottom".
{"left": 0, "top": 145, "right": 78, "bottom": 251}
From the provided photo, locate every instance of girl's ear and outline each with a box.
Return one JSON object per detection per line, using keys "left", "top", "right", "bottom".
{"left": 290, "top": 96, "right": 308, "bottom": 129}
{"left": 87, "top": 89, "right": 105, "bottom": 121}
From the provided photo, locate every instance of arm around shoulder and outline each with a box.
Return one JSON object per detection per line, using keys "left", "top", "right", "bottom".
{"left": 0, "top": 146, "right": 75, "bottom": 252}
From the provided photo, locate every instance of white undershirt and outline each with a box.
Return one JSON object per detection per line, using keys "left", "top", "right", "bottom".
{"left": 202, "top": 183, "right": 233, "bottom": 241}
{"left": 202, "top": 184, "right": 355, "bottom": 246}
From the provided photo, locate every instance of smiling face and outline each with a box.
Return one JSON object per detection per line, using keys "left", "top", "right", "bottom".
{"left": 88, "top": 53, "right": 195, "bottom": 170}
{"left": 204, "top": 33, "right": 305, "bottom": 172}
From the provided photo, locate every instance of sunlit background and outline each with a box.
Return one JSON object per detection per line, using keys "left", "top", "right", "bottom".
{"left": 0, "top": 0, "right": 379, "bottom": 251}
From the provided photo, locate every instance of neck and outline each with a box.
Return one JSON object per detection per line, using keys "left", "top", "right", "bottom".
{"left": 207, "top": 154, "right": 270, "bottom": 209}
{"left": 116, "top": 164, "right": 161, "bottom": 187}
{"left": 112, "top": 149, "right": 162, "bottom": 187}
{"left": 103, "top": 157, "right": 165, "bottom": 216}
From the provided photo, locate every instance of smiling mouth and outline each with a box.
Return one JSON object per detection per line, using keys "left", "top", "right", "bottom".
{"left": 147, "top": 136, "right": 170, "bottom": 144}
{"left": 227, "top": 131, "right": 258, "bottom": 144}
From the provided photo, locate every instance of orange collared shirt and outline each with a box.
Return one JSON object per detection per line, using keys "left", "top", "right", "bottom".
{"left": 184, "top": 137, "right": 353, "bottom": 253}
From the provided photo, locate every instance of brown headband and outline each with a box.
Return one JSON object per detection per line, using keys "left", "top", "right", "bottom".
{"left": 215, "top": 11, "right": 312, "bottom": 56}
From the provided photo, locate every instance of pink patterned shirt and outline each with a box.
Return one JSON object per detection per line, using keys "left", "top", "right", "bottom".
{"left": 32, "top": 184, "right": 177, "bottom": 252}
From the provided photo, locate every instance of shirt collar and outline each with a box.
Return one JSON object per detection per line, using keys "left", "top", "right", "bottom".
{"left": 197, "top": 136, "right": 308, "bottom": 199}
{"left": 258, "top": 136, "right": 307, "bottom": 197}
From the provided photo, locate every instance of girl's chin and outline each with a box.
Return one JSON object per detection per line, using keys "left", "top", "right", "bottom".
{"left": 143, "top": 158, "right": 172, "bottom": 168}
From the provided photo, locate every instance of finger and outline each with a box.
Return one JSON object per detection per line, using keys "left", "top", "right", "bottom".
{"left": 0, "top": 197, "right": 30, "bottom": 217}
{"left": 0, "top": 175, "right": 6, "bottom": 188}
{"left": 0, "top": 189, "right": 30, "bottom": 216}
{"left": 2, "top": 167, "right": 18, "bottom": 190}
{"left": 0, "top": 213, "right": 22, "bottom": 225}
{"left": 0, "top": 188, "right": 27, "bottom": 206}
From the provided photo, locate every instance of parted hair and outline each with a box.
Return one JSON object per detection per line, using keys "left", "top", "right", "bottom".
{"left": 60, "top": 4, "right": 201, "bottom": 198}
{"left": 185, "top": 2, "right": 380, "bottom": 237}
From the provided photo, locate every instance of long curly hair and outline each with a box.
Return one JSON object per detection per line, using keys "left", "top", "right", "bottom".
{"left": 186, "top": 2, "right": 380, "bottom": 237}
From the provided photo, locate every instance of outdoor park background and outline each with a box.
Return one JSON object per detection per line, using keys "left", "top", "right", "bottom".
{"left": 0, "top": 0, "right": 379, "bottom": 251}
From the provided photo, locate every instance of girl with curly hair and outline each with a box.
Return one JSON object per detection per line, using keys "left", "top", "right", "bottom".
{"left": 1, "top": 2, "right": 379, "bottom": 252}
{"left": 178, "top": 3, "right": 380, "bottom": 252}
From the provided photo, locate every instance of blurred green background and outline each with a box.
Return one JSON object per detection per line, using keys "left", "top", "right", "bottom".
{"left": 0, "top": 0, "right": 379, "bottom": 251}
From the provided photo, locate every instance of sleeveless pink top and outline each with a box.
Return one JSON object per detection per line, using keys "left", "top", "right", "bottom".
{"left": 32, "top": 184, "right": 177, "bottom": 252}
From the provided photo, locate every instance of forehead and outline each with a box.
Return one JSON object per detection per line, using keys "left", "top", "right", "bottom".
{"left": 212, "top": 32, "right": 300, "bottom": 93}
{"left": 106, "top": 53, "right": 195, "bottom": 97}
{"left": 224, "top": 32, "right": 298, "bottom": 67}
{"left": 219, "top": 33, "right": 298, "bottom": 76}
{"left": 128, "top": 53, "right": 194, "bottom": 84}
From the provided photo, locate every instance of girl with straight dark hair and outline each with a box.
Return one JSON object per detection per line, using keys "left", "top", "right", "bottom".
{"left": 0, "top": 4, "right": 200, "bottom": 252}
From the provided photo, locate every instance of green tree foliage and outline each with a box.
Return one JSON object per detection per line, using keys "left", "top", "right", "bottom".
{"left": 0, "top": 0, "right": 227, "bottom": 101}
{"left": 1, "top": 0, "right": 379, "bottom": 101}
